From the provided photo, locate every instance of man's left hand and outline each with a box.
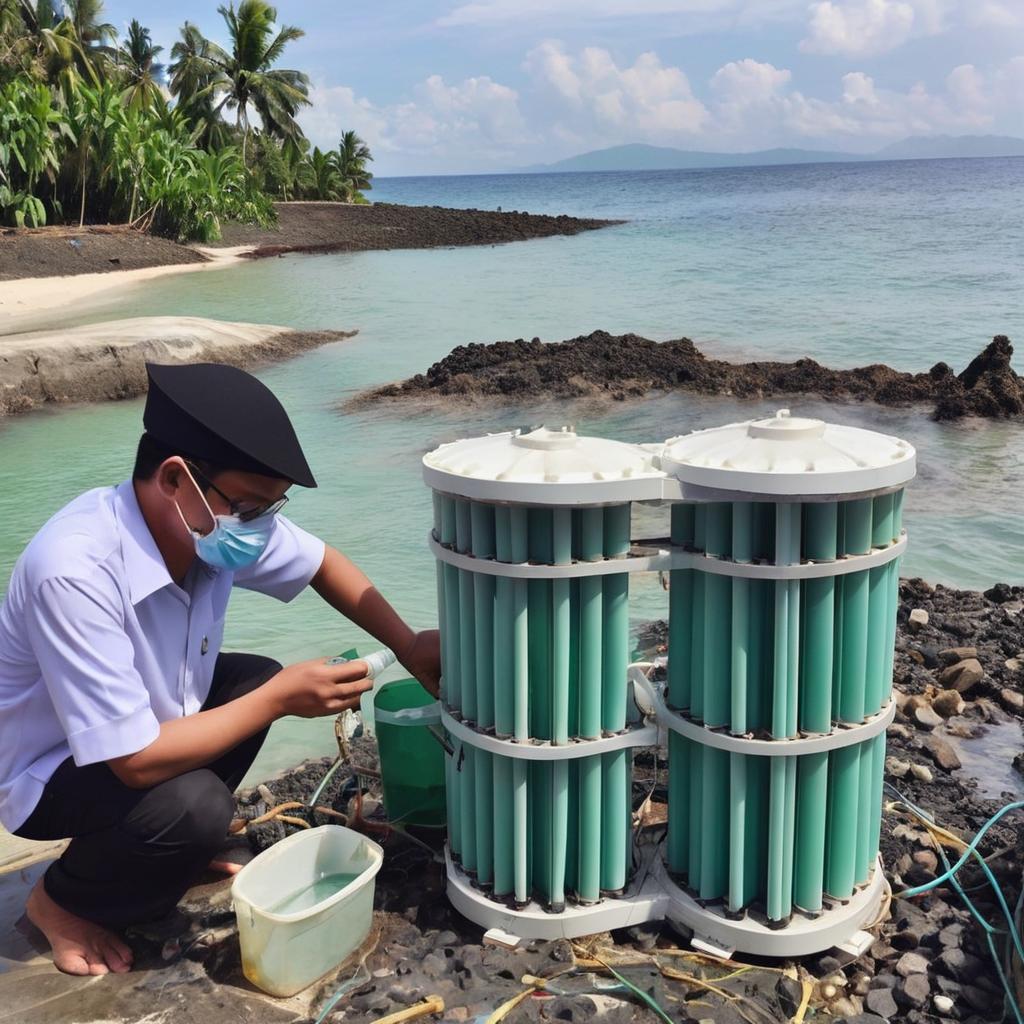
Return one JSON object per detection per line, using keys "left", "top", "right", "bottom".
{"left": 399, "top": 629, "right": 441, "bottom": 698}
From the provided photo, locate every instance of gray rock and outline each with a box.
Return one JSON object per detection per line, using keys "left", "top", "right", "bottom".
{"left": 896, "top": 951, "right": 930, "bottom": 977}
{"left": 870, "top": 973, "right": 899, "bottom": 990}
{"left": 937, "top": 948, "right": 986, "bottom": 981}
{"left": 908, "top": 609, "right": 930, "bottom": 632}
{"left": 898, "top": 973, "right": 932, "bottom": 1009}
{"left": 939, "top": 647, "right": 978, "bottom": 665}
{"left": 939, "top": 658, "right": 984, "bottom": 694}
{"left": 891, "top": 929, "right": 921, "bottom": 951}
{"left": 910, "top": 763, "right": 934, "bottom": 782}
{"left": 932, "top": 690, "right": 964, "bottom": 718}
{"left": 924, "top": 735, "right": 962, "bottom": 770}
{"left": 841, "top": 1016, "right": 889, "bottom": 1024}
{"left": 938, "top": 924, "right": 964, "bottom": 950}
{"left": 914, "top": 704, "right": 944, "bottom": 730}
{"left": 865, "top": 987, "right": 899, "bottom": 1018}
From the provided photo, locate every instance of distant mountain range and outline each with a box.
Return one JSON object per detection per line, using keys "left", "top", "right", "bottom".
{"left": 521, "top": 135, "right": 1024, "bottom": 174}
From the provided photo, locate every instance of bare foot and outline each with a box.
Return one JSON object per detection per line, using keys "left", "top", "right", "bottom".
{"left": 26, "top": 879, "right": 133, "bottom": 976}
{"left": 207, "top": 857, "right": 244, "bottom": 876}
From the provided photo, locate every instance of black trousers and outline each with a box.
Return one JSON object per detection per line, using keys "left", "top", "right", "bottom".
{"left": 15, "top": 652, "right": 280, "bottom": 929}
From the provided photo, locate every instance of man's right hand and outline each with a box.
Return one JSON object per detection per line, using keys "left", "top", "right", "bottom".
{"left": 267, "top": 657, "right": 374, "bottom": 718}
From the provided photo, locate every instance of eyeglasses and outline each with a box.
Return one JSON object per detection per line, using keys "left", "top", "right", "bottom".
{"left": 186, "top": 462, "right": 289, "bottom": 523}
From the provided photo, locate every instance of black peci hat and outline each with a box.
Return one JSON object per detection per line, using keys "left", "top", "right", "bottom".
{"left": 143, "top": 362, "right": 317, "bottom": 488}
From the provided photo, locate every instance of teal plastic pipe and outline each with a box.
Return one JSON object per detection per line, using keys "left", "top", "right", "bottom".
{"left": 766, "top": 755, "right": 797, "bottom": 921}
{"left": 839, "top": 498, "right": 872, "bottom": 724}
{"left": 668, "top": 504, "right": 695, "bottom": 709}
{"left": 461, "top": 745, "right": 477, "bottom": 875}
{"left": 666, "top": 732, "right": 687, "bottom": 877}
{"left": 602, "top": 505, "right": 630, "bottom": 734}
{"left": 528, "top": 508, "right": 553, "bottom": 740}
{"left": 471, "top": 502, "right": 497, "bottom": 731}
{"left": 772, "top": 503, "right": 799, "bottom": 739}
{"left": 492, "top": 753, "right": 513, "bottom": 896}
{"left": 533, "top": 761, "right": 551, "bottom": 901}
{"left": 579, "top": 508, "right": 604, "bottom": 738}
{"left": 601, "top": 750, "right": 628, "bottom": 892}
{"left": 731, "top": 503, "right": 753, "bottom": 734}
{"left": 455, "top": 500, "right": 477, "bottom": 724}
{"left": 447, "top": 742, "right": 461, "bottom": 861}
{"left": 700, "top": 747, "right": 728, "bottom": 899}
{"left": 690, "top": 505, "right": 707, "bottom": 722}
{"left": 566, "top": 760, "right": 579, "bottom": 897}
{"left": 513, "top": 758, "right": 528, "bottom": 904}
{"left": 440, "top": 496, "right": 461, "bottom": 716}
{"left": 475, "top": 748, "right": 494, "bottom": 887}
{"left": 703, "top": 503, "right": 732, "bottom": 728}
{"left": 552, "top": 509, "right": 572, "bottom": 744}
{"left": 728, "top": 752, "right": 747, "bottom": 912}
{"left": 743, "top": 755, "right": 769, "bottom": 909}
{"left": 578, "top": 752, "right": 602, "bottom": 902}
{"left": 550, "top": 760, "right": 569, "bottom": 911}
{"left": 794, "top": 750, "right": 829, "bottom": 912}
{"left": 801, "top": 503, "right": 838, "bottom": 733}
{"left": 493, "top": 507, "right": 514, "bottom": 737}
{"left": 826, "top": 744, "right": 860, "bottom": 898}
{"left": 510, "top": 508, "right": 529, "bottom": 742}
{"left": 687, "top": 739, "right": 704, "bottom": 891}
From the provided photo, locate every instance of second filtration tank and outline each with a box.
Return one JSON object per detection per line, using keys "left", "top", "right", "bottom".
{"left": 423, "top": 411, "right": 916, "bottom": 954}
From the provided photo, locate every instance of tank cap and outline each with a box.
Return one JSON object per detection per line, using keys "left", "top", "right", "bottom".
{"left": 747, "top": 409, "right": 826, "bottom": 441}
{"left": 511, "top": 426, "right": 577, "bottom": 451}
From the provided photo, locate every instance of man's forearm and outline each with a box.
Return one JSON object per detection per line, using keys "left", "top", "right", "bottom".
{"left": 310, "top": 545, "right": 416, "bottom": 659}
{"left": 108, "top": 685, "right": 282, "bottom": 789}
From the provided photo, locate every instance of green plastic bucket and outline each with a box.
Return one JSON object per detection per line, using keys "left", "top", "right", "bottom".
{"left": 374, "top": 679, "right": 446, "bottom": 827}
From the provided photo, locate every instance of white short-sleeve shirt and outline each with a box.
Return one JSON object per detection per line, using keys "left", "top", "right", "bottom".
{"left": 0, "top": 480, "right": 326, "bottom": 832}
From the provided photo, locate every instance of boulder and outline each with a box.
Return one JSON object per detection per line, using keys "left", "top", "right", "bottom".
{"left": 865, "top": 987, "right": 899, "bottom": 1018}
{"left": 1000, "top": 688, "right": 1023, "bottom": 713}
{"left": 913, "top": 704, "right": 944, "bottom": 730}
{"left": 897, "top": 973, "right": 932, "bottom": 1009}
{"left": 938, "top": 658, "right": 984, "bottom": 694}
{"left": 931, "top": 690, "right": 964, "bottom": 718}
{"left": 924, "top": 735, "right": 962, "bottom": 771}
{"left": 896, "top": 952, "right": 930, "bottom": 977}
{"left": 938, "top": 647, "right": 978, "bottom": 665}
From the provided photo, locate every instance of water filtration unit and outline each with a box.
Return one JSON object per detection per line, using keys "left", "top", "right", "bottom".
{"left": 423, "top": 412, "right": 916, "bottom": 957}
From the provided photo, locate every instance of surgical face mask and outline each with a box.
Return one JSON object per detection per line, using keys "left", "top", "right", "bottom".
{"left": 174, "top": 464, "right": 275, "bottom": 571}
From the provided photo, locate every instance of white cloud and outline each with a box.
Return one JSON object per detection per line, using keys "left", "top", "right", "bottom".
{"left": 439, "top": 0, "right": 771, "bottom": 28}
{"left": 300, "top": 44, "right": 1024, "bottom": 174}
{"left": 799, "top": 0, "right": 949, "bottom": 56}
{"left": 524, "top": 41, "right": 709, "bottom": 140}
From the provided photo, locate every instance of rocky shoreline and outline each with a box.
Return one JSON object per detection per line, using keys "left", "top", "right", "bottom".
{"left": 0, "top": 316, "right": 355, "bottom": 418}
{"left": 213, "top": 201, "right": 621, "bottom": 257}
{"left": 364, "top": 330, "right": 1023, "bottom": 422}
{"left": 88, "top": 578, "right": 1019, "bottom": 1024}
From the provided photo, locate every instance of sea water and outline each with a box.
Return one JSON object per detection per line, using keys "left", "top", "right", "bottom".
{"left": 2, "top": 156, "right": 1022, "bottom": 778}
{"left": 266, "top": 871, "right": 361, "bottom": 916}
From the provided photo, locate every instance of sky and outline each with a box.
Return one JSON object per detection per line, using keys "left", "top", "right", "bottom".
{"left": 104, "top": 0, "right": 1024, "bottom": 176}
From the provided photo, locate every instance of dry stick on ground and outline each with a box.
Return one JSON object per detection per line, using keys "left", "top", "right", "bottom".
{"left": 368, "top": 995, "right": 445, "bottom": 1024}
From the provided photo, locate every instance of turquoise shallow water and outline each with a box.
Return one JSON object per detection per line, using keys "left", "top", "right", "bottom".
{"left": 2, "top": 157, "right": 1023, "bottom": 778}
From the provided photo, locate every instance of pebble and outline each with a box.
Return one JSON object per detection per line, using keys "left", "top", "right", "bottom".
{"left": 924, "top": 735, "right": 962, "bottom": 771}
{"left": 896, "top": 952, "right": 930, "bottom": 977}
{"left": 931, "top": 689, "right": 964, "bottom": 718}
{"left": 933, "top": 995, "right": 955, "bottom": 1014}
{"left": 937, "top": 948, "right": 985, "bottom": 981}
{"left": 908, "top": 608, "right": 929, "bottom": 632}
{"left": 912, "top": 849, "right": 938, "bottom": 873}
{"left": 938, "top": 923, "right": 964, "bottom": 949}
{"left": 865, "top": 987, "right": 899, "bottom": 1018}
{"left": 886, "top": 757, "right": 911, "bottom": 778}
{"left": 910, "top": 763, "right": 933, "bottom": 782}
{"left": 1005, "top": 657, "right": 1023, "bottom": 673}
{"left": 938, "top": 657, "right": 984, "bottom": 694}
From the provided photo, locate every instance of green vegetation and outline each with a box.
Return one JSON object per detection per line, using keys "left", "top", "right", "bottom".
{"left": 0, "top": 0, "right": 374, "bottom": 240}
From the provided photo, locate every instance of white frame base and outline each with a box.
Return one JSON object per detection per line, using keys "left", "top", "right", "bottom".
{"left": 445, "top": 846, "right": 886, "bottom": 957}
{"left": 655, "top": 856, "right": 886, "bottom": 959}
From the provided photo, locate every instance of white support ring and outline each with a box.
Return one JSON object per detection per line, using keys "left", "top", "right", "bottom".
{"left": 442, "top": 707, "right": 659, "bottom": 761}
{"left": 428, "top": 532, "right": 906, "bottom": 581}
{"left": 655, "top": 688, "right": 895, "bottom": 755}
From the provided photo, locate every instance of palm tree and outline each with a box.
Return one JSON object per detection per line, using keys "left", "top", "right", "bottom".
{"left": 65, "top": 0, "right": 114, "bottom": 51}
{"left": 168, "top": 21, "right": 227, "bottom": 148}
{"left": 174, "top": 1, "right": 309, "bottom": 164}
{"left": 303, "top": 145, "right": 341, "bottom": 200}
{"left": 335, "top": 129, "right": 372, "bottom": 199}
{"left": 117, "top": 18, "right": 163, "bottom": 112}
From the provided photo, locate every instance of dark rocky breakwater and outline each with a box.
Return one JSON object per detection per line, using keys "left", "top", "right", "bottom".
{"left": 364, "top": 330, "right": 1024, "bottom": 422}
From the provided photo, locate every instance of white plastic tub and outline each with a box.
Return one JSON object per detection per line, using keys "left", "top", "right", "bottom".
{"left": 232, "top": 824, "right": 384, "bottom": 996}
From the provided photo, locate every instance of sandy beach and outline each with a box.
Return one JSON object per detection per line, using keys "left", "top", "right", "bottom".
{"left": 0, "top": 315, "right": 356, "bottom": 417}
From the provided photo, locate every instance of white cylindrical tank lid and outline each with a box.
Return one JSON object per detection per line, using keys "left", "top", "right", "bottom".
{"left": 660, "top": 409, "right": 916, "bottom": 497}
{"left": 423, "top": 426, "right": 665, "bottom": 505}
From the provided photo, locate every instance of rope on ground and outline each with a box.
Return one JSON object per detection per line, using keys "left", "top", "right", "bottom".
{"left": 369, "top": 995, "right": 445, "bottom": 1024}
